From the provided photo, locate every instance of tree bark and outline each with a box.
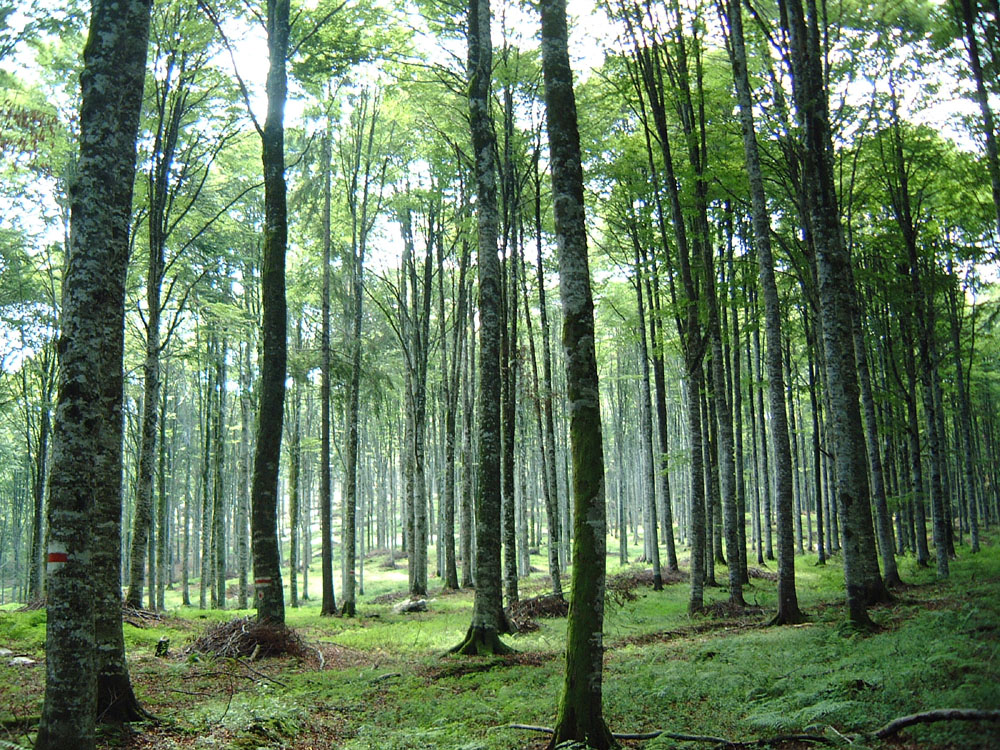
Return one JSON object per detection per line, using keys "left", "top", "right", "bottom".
{"left": 251, "top": 0, "right": 290, "bottom": 625}
{"left": 540, "top": 0, "right": 614, "bottom": 743}
{"left": 37, "top": 1, "right": 152, "bottom": 746}
{"left": 452, "top": 0, "right": 511, "bottom": 654}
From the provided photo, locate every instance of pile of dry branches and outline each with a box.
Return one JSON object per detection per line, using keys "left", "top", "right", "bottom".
{"left": 188, "top": 616, "right": 308, "bottom": 659}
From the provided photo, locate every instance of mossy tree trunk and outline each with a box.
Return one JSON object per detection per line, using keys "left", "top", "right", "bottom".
{"left": 539, "top": 0, "right": 614, "bottom": 745}
{"left": 36, "top": 0, "right": 152, "bottom": 746}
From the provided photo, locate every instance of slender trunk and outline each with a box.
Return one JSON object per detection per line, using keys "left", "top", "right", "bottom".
{"left": 540, "top": 0, "right": 613, "bottom": 741}
{"left": 320, "top": 126, "right": 337, "bottom": 615}
{"left": 251, "top": 0, "right": 290, "bottom": 625}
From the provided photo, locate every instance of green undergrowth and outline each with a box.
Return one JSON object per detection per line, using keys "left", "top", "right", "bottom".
{"left": 1, "top": 537, "right": 998, "bottom": 749}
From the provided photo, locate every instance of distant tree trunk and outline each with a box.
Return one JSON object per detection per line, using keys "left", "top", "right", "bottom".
{"left": 288, "top": 326, "right": 301, "bottom": 608}
{"left": 628, "top": 222, "right": 662, "bottom": 590}
{"left": 212, "top": 336, "right": 227, "bottom": 609}
{"left": 36, "top": 0, "right": 152, "bottom": 746}
{"left": 319, "top": 125, "right": 337, "bottom": 616}
{"left": 237, "top": 342, "right": 252, "bottom": 609}
{"left": 27, "top": 351, "right": 53, "bottom": 601}
{"left": 501, "top": 239, "right": 519, "bottom": 605}
{"left": 442, "top": 236, "right": 470, "bottom": 591}
{"left": 407, "top": 217, "right": 433, "bottom": 598}
{"left": 252, "top": 0, "right": 290, "bottom": 625}
{"left": 644, "top": 250, "right": 678, "bottom": 572}
{"left": 533, "top": 155, "right": 562, "bottom": 594}
{"left": 155, "top": 365, "right": 170, "bottom": 610}
{"left": 540, "top": 0, "right": 614, "bottom": 743}
{"left": 452, "top": 0, "right": 511, "bottom": 654}
{"left": 947, "top": 264, "right": 979, "bottom": 552}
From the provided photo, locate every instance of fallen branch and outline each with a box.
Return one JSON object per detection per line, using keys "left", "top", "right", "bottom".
{"left": 872, "top": 709, "right": 1000, "bottom": 739}
{"left": 507, "top": 723, "right": 831, "bottom": 747}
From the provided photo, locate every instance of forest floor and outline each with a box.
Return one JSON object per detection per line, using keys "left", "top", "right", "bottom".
{"left": 2, "top": 535, "right": 999, "bottom": 750}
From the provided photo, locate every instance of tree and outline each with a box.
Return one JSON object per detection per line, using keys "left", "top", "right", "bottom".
{"left": 540, "top": 0, "right": 614, "bottom": 743}
{"left": 251, "top": 0, "right": 290, "bottom": 625}
{"left": 719, "top": 0, "right": 803, "bottom": 623}
{"left": 451, "top": 0, "right": 511, "bottom": 655}
{"left": 36, "top": 0, "right": 152, "bottom": 746}
{"left": 781, "top": 0, "right": 889, "bottom": 627}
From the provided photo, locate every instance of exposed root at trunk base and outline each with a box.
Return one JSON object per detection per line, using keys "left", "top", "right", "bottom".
{"left": 448, "top": 625, "right": 514, "bottom": 656}
{"left": 98, "top": 671, "right": 155, "bottom": 724}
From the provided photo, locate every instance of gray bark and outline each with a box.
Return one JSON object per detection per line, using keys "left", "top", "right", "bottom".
{"left": 37, "top": 1, "right": 152, "bottom": 746}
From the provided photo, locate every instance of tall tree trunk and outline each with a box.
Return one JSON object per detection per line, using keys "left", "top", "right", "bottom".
{"left": 540, "top": 0, "right": 614, "bottom": 743}
{"left": 452, "top": 0, "right": 511, "bottom": 654}
{"left": 782, "top": 0, "right": 888, "bottom": 627}
{"left": 319, "top": 125, "right": 337, "bottom": 616}
{"left": 251, "top": 0, "right": 290, "bottom": 625}
{"left": 37, "top": 0, "right": 152, "bottom": 745}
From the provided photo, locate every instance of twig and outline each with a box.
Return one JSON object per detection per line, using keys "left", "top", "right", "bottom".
{"left": 235, "top": 657, "right": 289, "bottom": 688}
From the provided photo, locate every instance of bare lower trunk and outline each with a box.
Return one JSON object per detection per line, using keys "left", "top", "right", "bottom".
{"left": 37, "top": 2, "right": 151, "bottom": 746}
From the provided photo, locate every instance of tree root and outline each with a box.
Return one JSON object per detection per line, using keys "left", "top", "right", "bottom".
{"left": 448, "top": 625, "right": 513, "bottom": 656}
{"left": 511, "top": 708, "right": 1000, "bottom": 746}
{"left": 872, "top": 709, "right": 1000, "bottom": 739}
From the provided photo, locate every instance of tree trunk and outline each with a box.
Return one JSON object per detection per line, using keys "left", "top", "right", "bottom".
{"left": 320, "top": 125, "right": 337, "bottom": 616}
{"left": 251, "top": 0, "right": 290, "bottom": 625}
{"left": 452, "top": 0, "right": 511, "bottom": 654}
{"left": 782, "top": 0, "right": 887, "bottom": 627}
{"left": 539, "top": 0, "right": 614, "bottom": 743}
{"left": 36, "top": 1, "right": 152, "bottom": 746}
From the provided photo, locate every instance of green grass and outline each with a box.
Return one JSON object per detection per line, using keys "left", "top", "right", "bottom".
{"left": 1, "top": 535, "right": 999, "bottom": 749}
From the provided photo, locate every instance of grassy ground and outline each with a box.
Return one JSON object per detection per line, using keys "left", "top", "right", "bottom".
{"left": 1, "top": 535, "right": 999, "bottom": 750}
